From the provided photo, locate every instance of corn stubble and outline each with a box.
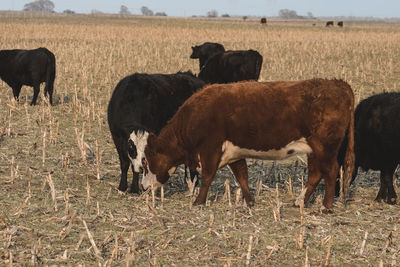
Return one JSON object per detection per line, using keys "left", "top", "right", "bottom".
{"left": 0, "top": 13, "right": 399, "bottom": 266}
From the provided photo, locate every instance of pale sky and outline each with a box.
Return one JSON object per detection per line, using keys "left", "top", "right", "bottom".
{"left": 1, "top": 0, "right": 399, "bottom": 18}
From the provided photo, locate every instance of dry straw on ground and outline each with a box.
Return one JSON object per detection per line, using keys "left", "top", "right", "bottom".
{"left": 0, "top": 13, "right": 400, "bottom": 265}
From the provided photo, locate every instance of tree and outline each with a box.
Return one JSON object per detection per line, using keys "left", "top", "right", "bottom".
{"left": 221, "top": 14, "right": 230, "bottom": 18}
{"left": 307, "top": 12, "right": 314, "bottom": 19}
{"left": 23, "top": 0, "right": 55, "bottom": 12}
{"left": 155, "top": 12, "right": 167, "bottom": 16}
{"left": 278, "top": 9, "right": 301, "bottom": 19}
{"left": 141, "top": 6, "right": 153, "bottom": 16}
{"left": 120, "top": 5, "right": 130, "bottom": 15}
{"left": 63, "top": 9, "right": 75, "bottom": 14}
{"left": 207, "top": 10, "right": 218, "bottom": 18}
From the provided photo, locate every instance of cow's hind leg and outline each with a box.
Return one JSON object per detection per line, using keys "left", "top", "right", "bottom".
{"left": 31, "top": 84, "right": 40, "bottom": 105}
{"left": 296, "top": 153, "right": 322, "bottom": 207}
{"left": 376, "top": 166, "right": 397, "bottom": 204}
{"left": 229, "top": 159, "right": 254, "bottom": 207}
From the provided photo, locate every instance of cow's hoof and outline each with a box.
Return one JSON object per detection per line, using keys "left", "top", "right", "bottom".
{"left": 193, "top": 197, "right": 206, "bottom": 206}
{"left": 374, "top": 196, "right": 384, "bottom": 203}
{"left": 118, "top": 184, "right": 128, "bottom": 192}
{"left": 246, "top": 200, "right": 255, "bottom": 207}
{"left": 320, "top": 206, "right": 333, "bottom": 214}
{"left": 128, "top": 187, "right": 140, "bottom": 194}
{"left": 386, "top": 197, "right": 397, "bottom": 205}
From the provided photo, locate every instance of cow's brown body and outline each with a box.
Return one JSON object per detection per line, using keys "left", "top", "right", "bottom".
{"left": 143, "top": 79, "right": 355, "bottom": 212}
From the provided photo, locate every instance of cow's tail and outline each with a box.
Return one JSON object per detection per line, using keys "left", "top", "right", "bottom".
{"left": 43, "top": 49, "right": 56, "bottom": 105}
{"left": 343, "top": 92, "right": 355, "bottom": 204}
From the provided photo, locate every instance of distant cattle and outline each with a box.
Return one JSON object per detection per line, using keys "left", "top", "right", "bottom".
{"left": 107, "top": 71, "right": 205, "bottom": 193}
{"left": 140, "top": 79, "right": 355, "bottom": 212}
{"left": 337, "top": 92, "right": 400, "bottom": 204}
{"left": 326, "top": 21, "right": 334, "bottom": 27}
{"left": 338, "top": 21, "right": 343, "bottom": 27}
{"left": 198, "top": 50, "right": 263, "bottom": 84}
{"left": 190, "top": 42, "right": 225, "bottom": 70}
{"left": 260, "top": 17, "right": 267, "bottom": 24}
{"left": 0, "top": 47, "right": 56, "bottom": 105}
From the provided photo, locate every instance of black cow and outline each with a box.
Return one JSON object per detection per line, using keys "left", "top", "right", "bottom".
{"left": 107, "top": 71, "right": 205, "bottom": 193}
{"left": 336, "top": 92, "right": 400, "bottom": 204}
{"left": 326, "top": 21, "right": 334, "bottom": 27}
{"left": 260, "top": 17, "right": 267, "bottom": 24}
{"left": 190, "top": 42, "right": 225, "bottom": 70}
{"left": 198, "top": 50, "right": 263, "bottom": 84}
{"left": 338, "top": 21, "right": 344, "bottom": 27}
{"left": 0, "top": 47, "right": 56, "bottom": 105}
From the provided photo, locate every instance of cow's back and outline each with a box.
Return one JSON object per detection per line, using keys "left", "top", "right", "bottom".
{"left": 108, "top": 72, "right": 205, "bottom": 135}
{"left": 172, "top": 79, "right": 353, "bottom": 152}
{"left": 354, "top": 93, "right": 400, "bottom": 171}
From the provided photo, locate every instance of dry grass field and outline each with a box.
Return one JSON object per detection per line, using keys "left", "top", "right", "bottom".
{"left": 1, "top": 13, "right": 400, "bottom": 266}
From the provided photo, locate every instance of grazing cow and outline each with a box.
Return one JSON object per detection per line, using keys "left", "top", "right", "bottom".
{"left": 190, "top": 42, "right": 225, "bottom": 70}
{"left": 107, "top": 71, "right": 205, "bottom": 193}
{"left": 0, "top": 47, "right": 56, "bottom": 105}
{"left": 198, "top": 50, "right": 263, "bottom": 84}
{"left": 326, "top": 21, "right": 334, "bottom": 27}
{"left": 260, "top": 17, "right": 267, "bottom": 24}
{"left": 337, "top": 21, "right": 343, "bottom": 27}
{"left": 140, "top": 79, "right": 355, "bottom": 212}
{"left": 336, "top": 92, "right": 400, "bottom": 204}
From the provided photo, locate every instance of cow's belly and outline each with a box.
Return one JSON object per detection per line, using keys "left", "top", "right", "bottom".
{"left": 218, "top": 137, "right": 312, "bottom": 168}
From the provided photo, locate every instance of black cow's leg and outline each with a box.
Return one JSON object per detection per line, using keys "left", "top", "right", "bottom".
{"left": 229, "top": 159, "right": 254, "bottom": 207}
{"left": 12, "top": 85, "right": 22, "bottom": 102}
{"left": 31, "top": 84, "right": 40, "bottom": 105}
{"left": 128, "top": 170, "right": 140, "bottom": 194}
{"left": 117, "top": 154, "right": 130, "bottom": 192}
{"left": 377, "top": 166, "right": 397, "bottom": 204}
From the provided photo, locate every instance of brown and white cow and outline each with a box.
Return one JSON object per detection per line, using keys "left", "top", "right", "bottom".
{"left": 141, "top": 79, "right": 355, "bottom": 212}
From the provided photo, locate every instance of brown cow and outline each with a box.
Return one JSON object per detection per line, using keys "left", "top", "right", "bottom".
{"left": 141, "top": 79, "right": 355, "bottom": 212}
{"left": 326, "top": 21, "right": 334, "bottom": 27}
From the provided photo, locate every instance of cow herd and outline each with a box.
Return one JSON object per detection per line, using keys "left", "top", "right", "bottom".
{"left": 0, "top": 40, "right": 399, "bottom": 213}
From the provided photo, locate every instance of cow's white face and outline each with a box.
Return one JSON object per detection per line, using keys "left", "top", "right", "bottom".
{"left": 128, "top": 131, "right": 149, "bottom": 172}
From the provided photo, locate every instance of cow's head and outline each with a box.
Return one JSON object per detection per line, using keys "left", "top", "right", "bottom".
{"left": 190, "top": 46, "right": 200, "bottom": 59}
{"left": 141, "top": 133, "right": 176, "bottom": 190}
{"left": 128, "top": 131, "right": 149, "bottom": 172}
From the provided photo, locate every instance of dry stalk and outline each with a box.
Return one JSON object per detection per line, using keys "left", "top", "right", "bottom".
{"left": 74, "top": 126, "right": 87, "bottom": 166}
{"left": 304, "top": 246, "right": 310, "bottom": 267}
{"left": 7, "top": 109, "right": 11, "bottom": 137}
{"left": 245, "top": 235, "right": 253, "bottom": 266}
{"left": 186, "top": 176, "right": 197, "bottom": 196}
{"left": 47, "top": 174, "right": 58, "bottom": 212}
{"left": 272, "top": 184, "right": 281, "bottom": 221}
{"left": 297, "top": 197, "right": 305, "bottom": 249}
{"left": 151, "top": 184, "right": 155, "bottom": 208}
{"left": 42, "top": 130, "right": 46, "bottom": 167}
{"left": 224, "top": 179, "right": 232, "bottom": 207}
{"left": 359, "top": 231, "right": 368, "bottom": 255}
{"left": 323, "top": 235, "right": 333, "bottom": 266}
{"left": 81, "top": 218, "right": 103, "bottom": 260}
{"left": 64, "top": 190, "right": 70, "bottom": 215}
{"left": 147, "top": 204, "right": 167, "bottom": 230}
{"left": 75, "top": 233, "right": 85, "bottom": 251}
{"left": 235, "top": 188, "right": 242, "bottom": 206}
{"left": 97, "top": 201, "right": 100, "bottom": 216}
{"left": 111, "top": 234, "right": 119, "bottom": 261}
{"left": 14, "top": 196, "right": 31, "bottom": 218}
{"left": 59, "top": 210, "right": 77, "bottom": 239}
{"left": 26, "top": 167, "right": 31, "bottom": 198}
{"left": 95, "top": 139, "right": 100, "bottom": 180}
{"left": 339, "top": 167, "right": 345, "bottom": 204}
{"left": 287, "top": 176, "right": 293, "bottom": 196}
{"left": 255, "top": 179, "right": 262, "bottom": 197}
{"left": 10, "top": 156, "right": 15, "bottom": 184}
{"left": 54, "top": 120, "right": 59, "bottom": 143}
{"left": 86, "top": 178, "right": 91, "bottom": 205}
{"left": 382, "top": 231, "right": 393, "bottom": 254}
{"left": 161, "top": 185, "right": 164, "bottom": 208}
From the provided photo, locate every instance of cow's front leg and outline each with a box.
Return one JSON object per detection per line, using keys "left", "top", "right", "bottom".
{"left": 193, "top": 152, "right": 220, "bottom": 205}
